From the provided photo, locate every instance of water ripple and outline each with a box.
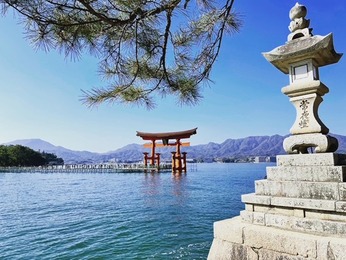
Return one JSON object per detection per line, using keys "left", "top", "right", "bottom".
{"left": 0, "top": 163, "right": 270, "bottom": 259}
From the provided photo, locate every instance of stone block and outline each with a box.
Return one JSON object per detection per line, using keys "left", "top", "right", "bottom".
{"left": 255, "top": 180, "right": 282, "bottom": 196}
{"left": 207, "top": 238, "right": 262, "bottom": 260}
{"left": 266, "top": 213, "right": 346, "bottom": 236}
{"left": 213, "top": 216, "right": 245, "bottom": 244}
{"left": 267, "top": 165, "right": 346, "bottom": 182}
{"left": 253, "top": 211, "right": 266, "bottom": 225}
{"left": 255, "top": 180, "right": 339, "bottom": 200}
{"left": 294, "top": 209, "right": 305, "bottom": 218}
{"left": 245, "top": 203, "right": 254, "bottom": 212}
{"left": 292, "top": 217, "right": 339, "bottom": 235}
{"left": 243, "top": 223, "right": 317, "bottom": 258}
{"left": 253, "top": 205, "right": 271, "bottom": 213}
{"left": 270, "top": 196, "right": 336, "bottom": 211}
{"left": 259, "top": 248, "right": 315, "bottom": 260}
{"left": 209, "top": 217, "right": 346, "bottom": 260}
{"left": 240, "top": 210, "right": 254, "bottom": 224}
{"left": 241, "top": 193, "right": 271, "bottom": 205}
{"left": 253, "top": 213, "right": 265, "bottom": 225}
{"left": 283, "top": 133, "right": 338, "bottom": 154}
{"left": 267, "top": 166, "right": 296, "bottom": 181}
{"left": 265, "top": 213, "right": 292, "bottom": 230}
{"left": 335, "top": 201, "right": 346, "bottom": 213}
{"left": 305, "top": 210, "right": 346, "bottom": 222}
{"left": 339, "top": 183, "right": 346, "bottom": 201}
{"left": 277, "top": 153, "right": 346, "bottom": 167}
{"left": 317, "top": 237, "right": 346, "bottom": 260}
{"left": 207, "top": 238, "right": 246, "bottom": 260}
{"left": 271, "top": 206, "right": 295, "bottom": 216}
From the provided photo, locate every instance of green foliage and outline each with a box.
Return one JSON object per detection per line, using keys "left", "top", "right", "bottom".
{"left": 0, "top": 0, "right": 241, "bottom": 108}
{"left": 0, "top": 145, "right": 64, "bottom": 167}
{"left": 41, "top": 151, "right": 65, "bottom": 165}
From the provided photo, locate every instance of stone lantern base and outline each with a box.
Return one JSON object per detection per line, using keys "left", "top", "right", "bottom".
{"left": 208, "top": 153, "right": 346, "bottom": 259}
{"left": 208, "top": 216, "right": 346, "bottom": 259}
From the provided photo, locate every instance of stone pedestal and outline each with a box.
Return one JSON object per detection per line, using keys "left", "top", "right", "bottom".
{"left": 208, "top": 154, "right": 346, "bottom": 259}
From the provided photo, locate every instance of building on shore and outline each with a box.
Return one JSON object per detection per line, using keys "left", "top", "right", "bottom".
{"left": 254, "top": 156, "right": 276, "bottom": 163}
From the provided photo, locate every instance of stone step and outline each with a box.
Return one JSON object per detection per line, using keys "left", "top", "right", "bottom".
{"left": 266, "top": 165, "right": 346, "bottom": 182}
{"left": 242, "top": 193, "right": 337, "bottom": 211}
{"left": 255, "top": 180, "right": 346, "bottom": 200}
{"left": 241, "top": 210, "right": 346, "bottom": 237}
{"left": 277, "top": 153, "right": 346, "bottom": 167}
{"left": 209, "top": 216, "right": 346, "bottom": 259}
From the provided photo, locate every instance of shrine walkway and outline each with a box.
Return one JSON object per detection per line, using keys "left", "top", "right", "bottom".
{"left": 0, "top": 163, "right": 174, "bottom": 173}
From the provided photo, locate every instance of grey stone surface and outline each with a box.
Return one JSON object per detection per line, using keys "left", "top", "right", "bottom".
{"left": 243, "top": 194, "right": 337, "bottom": 212}
{"left": 253, "top": 211, "right": 266, "bottom": 225}
{"left": 243, "top": 209, "right": 346, "bottom": 236}
{"left": 207, "top": 239, "right": 248, "bottom": 260}
{"left": 283, "top": 133, "right": 338, "bottom": 154}
{"left": 288, "top": 3, "right": 311, "bottom": 42}
{"left": 294, "top": 209, "right": 305, "bottom": 218}
{"left": 339, "top": 183, "right": 346, "bottom": 201}
{"left": 255, "top": 180, "right": 339, "bottom": 200}
{"left": 259, "top": 248, "right": 315, "bottom": 260}
{"left": 270, "top": 196, "right": 336, "bottom": 211}
{"left": 281, "top": 80, "right": 329, "bottom": 98}
{"left": 255, "top": 205, "right": 294, "bottom": 216}
{"left": 240, "top": 210, "right": 253, "bottom": 223}
{"left": 243, "top": 220, "right": 317, "bottom": 258}
{"left": 277, "top": 153, "right": 346, "bottom": 167}
{"left": 209, "top": 216, "right": 346, "bottom": 259}
{"left": 241, "top": 210, "right": 266, "bottom": 225}
{"left": 336, "top": 201, "right": 346, "bottom": 213}
{"left": 241, "top": 193, "right": 271, "bottom": 205}
{"left": 266, "top": 165, "right": 346, "bottom": 182}
{"left": 305, "top": 210, "right": 346, "bottom": 222}
{"left": 213, "top": 216, "right": 244, "bottom": 244}
{"left": 245, "top": 203, "right": 254, "bottom": 212}
{"left": 265, "top": 213, "right": 346, "bottom": 236}
{"left": 263, "top": 34, "right": 342, "bottom": 74}
{"left": 317, "top": 237, "right": 346, "bottom": 260}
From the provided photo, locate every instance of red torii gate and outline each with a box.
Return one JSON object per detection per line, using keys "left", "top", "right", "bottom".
{"left": 136, "top": 128, "right": 197, "bottom": 173}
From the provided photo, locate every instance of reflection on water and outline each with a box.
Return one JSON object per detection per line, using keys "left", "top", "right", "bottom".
{"left": 0, "top": 163, "right": 271, "bottom": 259}
{"left": 142, "top": 171, "right": 189, "bottom": 209}
{"left": 143, "top": 172, "right": 162, "bottom": 196}
{"left": 172, "top": 172, "right": 188, "bottom": 198}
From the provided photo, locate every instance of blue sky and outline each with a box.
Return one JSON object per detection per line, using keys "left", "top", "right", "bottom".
{"left": 0, "top": 1, "right": 346, "bottom": 153}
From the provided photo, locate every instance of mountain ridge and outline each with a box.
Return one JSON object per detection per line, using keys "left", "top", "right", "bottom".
{"left": 4, "top": 134, "right": 346, "bottom": 164}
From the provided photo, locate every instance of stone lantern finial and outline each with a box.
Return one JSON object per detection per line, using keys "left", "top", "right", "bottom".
{"left": 288, "top": 3, "right": 312, "bottom": 41}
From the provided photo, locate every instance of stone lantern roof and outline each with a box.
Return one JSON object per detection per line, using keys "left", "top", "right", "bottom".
{"left": 263, "top": 34, "right": 342, "bottom": 74}
{"left": 263, "top": 2, "right": 342, "bottom": 74}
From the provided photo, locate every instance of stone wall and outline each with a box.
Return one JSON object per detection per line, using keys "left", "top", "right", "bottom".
{"left": 208, "top": 154, "right": 346, "bottom": 259}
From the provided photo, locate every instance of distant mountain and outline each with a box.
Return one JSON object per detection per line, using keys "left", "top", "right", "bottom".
{"left": 184, "top": 135, "right": 286, "bottom": 159}
{"left": 4, "top": 134, "right": 346, "bottom": 163}
{"left": 3, "top": 139, "right": 102, "bottom": 164}
{"left": 101, "top": 144, "right": 145, "bottom": 162}
{"left": 6, "top": 139, "right": 58, "bottom": 151}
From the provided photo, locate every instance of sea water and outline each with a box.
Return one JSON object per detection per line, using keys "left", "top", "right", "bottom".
{"left": 0, "top": 163, "right": 272, "bottom": 259}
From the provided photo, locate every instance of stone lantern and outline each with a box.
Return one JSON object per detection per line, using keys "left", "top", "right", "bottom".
{"left": 263, "top": 2, "right": 342, "bottom": 154}
{"left": 208, "top": 4, "right": 346, "bottom": 259}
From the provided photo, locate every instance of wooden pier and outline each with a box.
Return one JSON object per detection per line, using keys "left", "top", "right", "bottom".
{"left": 0, "top": 163, "right": 174, "bottom": 173}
